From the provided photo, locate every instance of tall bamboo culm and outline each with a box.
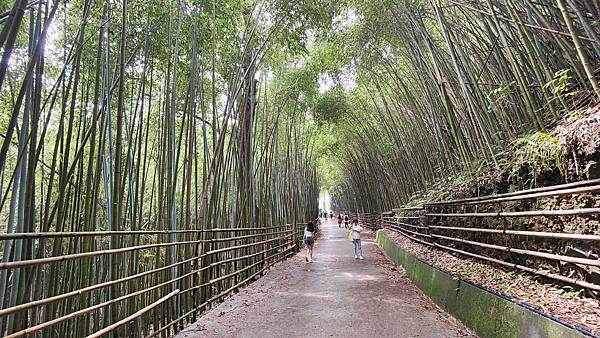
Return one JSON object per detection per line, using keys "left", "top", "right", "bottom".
{"left": 331, "top": 0, "right": 600, "bottom": 212}
{"left": 0, "top": 1, "right": 319, "bottom": 337}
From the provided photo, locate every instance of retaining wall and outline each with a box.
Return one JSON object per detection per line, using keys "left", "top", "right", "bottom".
{"left": 376, "top": 230, "right": 590, "bottom": 338}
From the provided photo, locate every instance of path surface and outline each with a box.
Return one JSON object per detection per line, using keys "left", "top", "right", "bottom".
{"left": 178, "top": 219, "right": 470, "bottom": 338}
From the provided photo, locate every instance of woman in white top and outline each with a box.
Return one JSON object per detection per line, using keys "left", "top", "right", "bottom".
{"left": 351, "top": 219, "right": 363, "bottom": 260}
{"left": 303, "top": 222, "right": 315, "bottom": 263}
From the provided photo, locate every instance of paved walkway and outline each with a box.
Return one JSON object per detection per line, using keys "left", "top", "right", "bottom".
{"left": 178, "top": 219, "right": 469, "bottom": 338}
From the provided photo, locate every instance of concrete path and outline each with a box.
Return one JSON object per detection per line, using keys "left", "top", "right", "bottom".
{"left": 178, "top": 219, "right": 469, "bottom": 338}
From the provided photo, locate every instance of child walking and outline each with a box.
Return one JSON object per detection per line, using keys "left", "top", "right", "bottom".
{"left": 304, "top": 221, "right": 315, "bottom": 263}
{"left": 351, "top": 219, "right": 363, "bottom": 260}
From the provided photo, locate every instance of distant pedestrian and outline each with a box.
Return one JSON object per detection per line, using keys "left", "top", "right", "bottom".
{"left": 344, "top": 214, "right": 349, "bottom": 229}
{"left": 337, "top": 215, "right": 342, "bottom": 228}
{"left": 351, "top": 219, "right": 363, "bottom": 260}
{"left": 304, "top": 221, "right": 315, "bottom": 263}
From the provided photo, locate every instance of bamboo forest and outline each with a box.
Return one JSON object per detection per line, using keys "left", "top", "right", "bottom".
{"left": 1, "top": 0, "right": 600, "bottom": 337}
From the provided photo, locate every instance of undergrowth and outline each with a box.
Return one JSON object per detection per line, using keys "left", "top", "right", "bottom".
{"left": 411, "top": 106, "right": 600, "bottom": 204}
{"left": 507, "top": 131, "right": 564, "bottom": 187}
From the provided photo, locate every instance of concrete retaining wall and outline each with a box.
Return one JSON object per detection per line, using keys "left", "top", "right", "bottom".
{"left": 376, "top": 230, "right": 589, "bottom": 338}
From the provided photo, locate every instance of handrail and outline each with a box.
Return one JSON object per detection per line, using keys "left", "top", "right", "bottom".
{"left": 0, "top": 219, "right": 310, "bottom": 337}
{"left": 425, "top": 178, "right": 600, "bottom": 206}
{"left": 381, "top": 179, "right": 600, "bottom": 293}
{"left": 0, "top": 224, "right": 295, "bottom": 240}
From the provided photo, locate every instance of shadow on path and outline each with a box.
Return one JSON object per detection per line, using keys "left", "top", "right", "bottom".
{"left": 177, "top": 220, "right": 470, "bottom": 338}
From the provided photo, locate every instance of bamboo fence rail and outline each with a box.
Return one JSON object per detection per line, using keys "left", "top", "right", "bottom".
{"left": 145, "top": 247, "right": 298, "bottom": 338}
{"left": 426, "top": 179, "right": 600, "bottom": 206}
{"left": 86, "top": 290, "right": 181, "bottom": 338}
{"left": 0, "top": 224, "right": 298, "bottom": 240}
{"left": 353, "top": 212, "right": 382, "bottom": 229}
{"left": 384, "top": 180, "right": 600, "bottom": 292}
{"left": 0, "top": 221, "right": 314, "bottom": 337}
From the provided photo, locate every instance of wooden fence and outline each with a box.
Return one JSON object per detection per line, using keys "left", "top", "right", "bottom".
{"left": 0, "top": 220, "right": 317, "bottom": 337}
{"left": 382, "top": 178, "right": 600, "bottom": 292}
{"left": 345, "top": 211, "right": 382, "bottom": 229}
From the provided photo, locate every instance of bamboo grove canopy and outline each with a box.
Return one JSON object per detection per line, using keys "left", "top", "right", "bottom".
{"left": 1, "top": 0, "right": 600, "bottom": 336}
{"left": 326, "top": 0, "right": 600, "bottom": 213}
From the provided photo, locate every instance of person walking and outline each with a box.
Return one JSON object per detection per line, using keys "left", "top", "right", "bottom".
{"left": 343, "top": 214, "right": 349, "bottom": 229}
{"left": 351, "top": 219, "right": 363, "bottom": 260}
{"left": 304, "top": 221, "right": 315, "bottom": 263}
{"left": 337, "top": 214, "right": 342, "bottom": 228}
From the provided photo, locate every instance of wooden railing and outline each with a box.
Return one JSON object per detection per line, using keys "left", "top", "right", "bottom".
{"left": 346, "top": 211, "right": 382, "bottom": 229}
{"left": 0, "top": 220, "right": 316, "bottom": 337}
{"left": 383, "top": 178, "right": 600, "bottom": 292}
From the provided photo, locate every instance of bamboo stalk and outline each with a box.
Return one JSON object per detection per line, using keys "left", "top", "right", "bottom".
{"left": 556, "top": 0, "right": 600, "bottom": 97}
{"left": 447, "top": 0, "right": 594, "bottom": 42}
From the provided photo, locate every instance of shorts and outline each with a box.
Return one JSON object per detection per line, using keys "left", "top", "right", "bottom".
{"left": 304, "top": 237, "right": 314, "bottom": 246}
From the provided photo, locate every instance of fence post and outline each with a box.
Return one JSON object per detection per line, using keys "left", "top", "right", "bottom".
{"left": 423, "top": 206, "right": 432, "bottom": 245}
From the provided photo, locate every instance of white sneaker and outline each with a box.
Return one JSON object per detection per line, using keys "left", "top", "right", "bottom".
{"left": 359, "top": 256, "right": 364, "bottom": 260}
{"left": 354, "top": 255, "right": 358, "bottom": 259}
